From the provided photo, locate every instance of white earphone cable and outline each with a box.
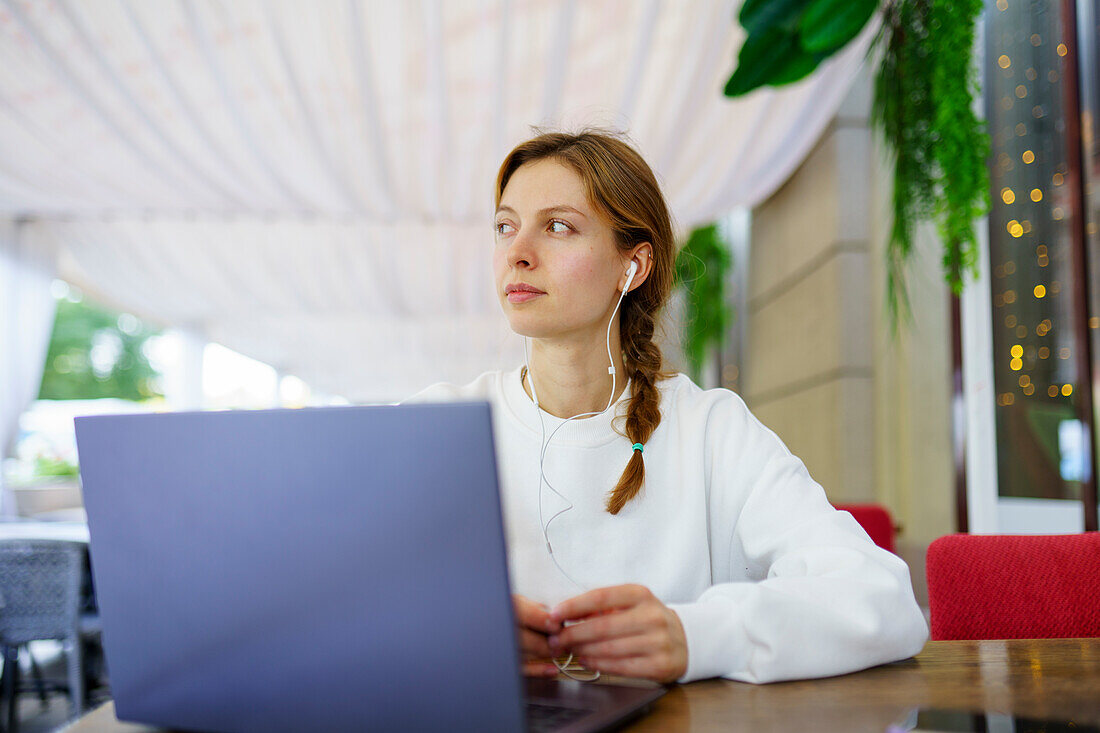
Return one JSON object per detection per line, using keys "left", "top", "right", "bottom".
{"left": 522, "top": 264, "right": 636, "bottom": 682}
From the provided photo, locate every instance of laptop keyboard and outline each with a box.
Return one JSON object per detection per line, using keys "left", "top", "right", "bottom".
{"left": 526, "top": 701, "right": 594, "bottom": 732}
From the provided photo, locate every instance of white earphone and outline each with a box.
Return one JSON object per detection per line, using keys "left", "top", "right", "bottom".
{"left": 624, "top": 259, "right": 638, "bottom": 290}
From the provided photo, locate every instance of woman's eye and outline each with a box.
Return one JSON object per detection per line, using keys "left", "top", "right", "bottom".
{"left": 495, "top": 221, "right": 514, "bottom": 235}
{"left": 549, "top": 220, "right": 571, "bottom": 233}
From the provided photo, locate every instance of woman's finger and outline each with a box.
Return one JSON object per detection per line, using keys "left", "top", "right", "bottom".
{"left": 522, "top": 660, "right": 560, "bottom": 678}
{"left": 568, "top": 632, "right": 664, "bottom": 660}
{"left": 513, "top": 594, "right": 558, "bottom": 633}
{"left": 550, "top": 603, "right": 659, "bottom": 651}
{"left": 550, "top": 584, "right": 651, "bottom": 624}
{"left": 519, "top": 627, "right": 553, "bottom": 658}
{"left": 574, "top": 654, "right": 681, "bottom": 683}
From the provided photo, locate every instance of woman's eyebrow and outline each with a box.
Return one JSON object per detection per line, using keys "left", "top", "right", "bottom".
{"left": 495, "top": 204, "right": 588, "bottom": 219}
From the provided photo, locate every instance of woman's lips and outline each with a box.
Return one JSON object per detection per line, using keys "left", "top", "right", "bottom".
{"left": 507, "top": 291, "right": 544, "bottom": 304}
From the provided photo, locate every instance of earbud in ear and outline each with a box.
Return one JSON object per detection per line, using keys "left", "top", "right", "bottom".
{"left": 624, "top": 260, "right": 638, "bottom": 292}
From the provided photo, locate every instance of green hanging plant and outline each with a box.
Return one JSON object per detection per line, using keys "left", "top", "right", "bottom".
{"left": 674, "top": 223, "right": 733, "bottom": 382}
{"left": 874, "top": 0, "right": 990, "bottom": 322}
{"left": 723, "top": 0, "right": 990, "bottom": 324}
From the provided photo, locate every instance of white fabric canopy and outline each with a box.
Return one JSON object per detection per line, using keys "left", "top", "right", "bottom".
{"left": 0, "top": 219, "right": 56, "bottom": 511}
{"left": 0, "top": 0, "right": 872, "bottom": 403}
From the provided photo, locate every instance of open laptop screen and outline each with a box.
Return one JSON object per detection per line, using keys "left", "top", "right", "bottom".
{"left": 76, "top": 402, "right": 526, "bottom": 732}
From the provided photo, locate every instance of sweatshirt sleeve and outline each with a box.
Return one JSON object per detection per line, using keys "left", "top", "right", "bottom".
{"left": 666, "top": 393, "right": 928, "bottom": 684}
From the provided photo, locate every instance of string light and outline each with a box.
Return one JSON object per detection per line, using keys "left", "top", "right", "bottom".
{"left": 991, "top": 17, "right": 1080, "bottom": 412}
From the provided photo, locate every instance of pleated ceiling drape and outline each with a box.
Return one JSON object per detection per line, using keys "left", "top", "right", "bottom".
{"left": 0, "top": 0, "right": 872, "bottom": 402}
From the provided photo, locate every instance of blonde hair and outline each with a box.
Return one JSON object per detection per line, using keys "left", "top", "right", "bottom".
{"left": 495, "top": 129, "right": 676, "bottom": 514}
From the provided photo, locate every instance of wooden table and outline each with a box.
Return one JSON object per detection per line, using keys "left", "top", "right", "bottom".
{"left": 63, "top": 639, "right": 1100, "bottom": 732}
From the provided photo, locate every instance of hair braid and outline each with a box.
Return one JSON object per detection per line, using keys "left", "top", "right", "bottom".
{"left": 606, "top": 300, "right": 672, "bottom": 514}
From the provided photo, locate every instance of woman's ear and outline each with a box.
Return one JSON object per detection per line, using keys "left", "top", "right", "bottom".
{"left": 624, "top": 244, "right": 654, "bottom": 292}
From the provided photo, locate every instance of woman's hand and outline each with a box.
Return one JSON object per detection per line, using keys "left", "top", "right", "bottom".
{"left": 513, "top": 594, "right": 564, "bottom": 678}
{"left": 547, "top": 584, "right": 688, "bottom": 683}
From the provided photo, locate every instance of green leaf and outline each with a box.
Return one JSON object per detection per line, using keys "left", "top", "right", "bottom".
{"left": 769, "top": 47, "right": 827, "bottom": 85}
{"left": 739, "top": 0, "right": 813, "bottom": 35}
{"left": 724, "top": 28, "right": 804, "bottom": 97}
{"left": 799, "top": 0, "right": 877, "bottom": 53}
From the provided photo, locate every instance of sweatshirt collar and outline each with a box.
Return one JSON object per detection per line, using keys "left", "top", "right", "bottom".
{"left": 499, "top": 366, "right": 633, "bottom": 448}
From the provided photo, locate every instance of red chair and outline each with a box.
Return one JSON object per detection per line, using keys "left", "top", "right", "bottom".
{"left": 835, "top": 504, "right": 896, "bottom": 553}
{"left": 926, "top": 533, "right": 1100, "bottom": 640}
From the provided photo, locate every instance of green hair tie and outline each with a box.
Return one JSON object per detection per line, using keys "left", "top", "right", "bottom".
{"left": 632, "top": 443, "right": 644, "bottom": 453}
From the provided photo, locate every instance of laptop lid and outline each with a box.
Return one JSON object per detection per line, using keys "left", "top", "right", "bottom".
{"left": 75, "top": 402, "right": 526, "bottom": 732}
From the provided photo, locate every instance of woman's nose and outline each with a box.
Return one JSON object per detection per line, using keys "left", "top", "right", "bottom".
{"left": 507, "top": 227, "right": 537, "bottom": 268}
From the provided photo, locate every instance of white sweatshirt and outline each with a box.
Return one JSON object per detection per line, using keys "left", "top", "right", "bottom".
{"left": 408, "top": 367, "right": 928, "bottom": 684}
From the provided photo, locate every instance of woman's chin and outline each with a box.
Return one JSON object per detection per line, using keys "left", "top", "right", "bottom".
{"left": 503, "top": 313, "right": 561, "bottom": 340}
{"left": 508, "top": 322, "right": 554, "bottom": 339}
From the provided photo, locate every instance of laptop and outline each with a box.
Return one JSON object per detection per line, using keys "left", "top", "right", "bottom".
{"left": 74, "top": 402, "right": 664, "bottom": 732}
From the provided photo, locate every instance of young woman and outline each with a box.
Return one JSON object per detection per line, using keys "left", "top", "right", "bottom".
{"left": 410, "top": 130, "right": 927, "bottom": 684}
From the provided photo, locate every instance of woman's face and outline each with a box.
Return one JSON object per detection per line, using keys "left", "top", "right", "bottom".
{"left": 493, "top": 159, "right": 629, "bottom": 341}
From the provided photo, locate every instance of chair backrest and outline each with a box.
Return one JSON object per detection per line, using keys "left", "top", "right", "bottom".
{"left": 0, "top": 539, "right": 85, "bottom": 645}
{"left": 926, "top": 533, "right": 1100, "bottom": 640}
{"left": 834, "top": 504, "right": 895, "bottom": 553}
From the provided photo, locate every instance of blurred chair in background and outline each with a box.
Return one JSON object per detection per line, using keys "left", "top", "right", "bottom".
{"left": 835, "top": 504, "right": 897, "bottom": 553}
{"left": 0, "top": 539, "right": 100, "bottom": 730}
{"left": 926, "top": 533, "right": 1100, "bottom": 640}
